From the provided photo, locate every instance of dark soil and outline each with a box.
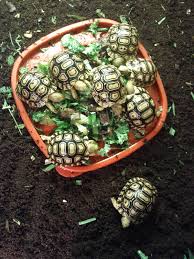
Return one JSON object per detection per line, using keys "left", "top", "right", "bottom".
{"left": 0, "top": 0, "right": 194, "bottom": 258}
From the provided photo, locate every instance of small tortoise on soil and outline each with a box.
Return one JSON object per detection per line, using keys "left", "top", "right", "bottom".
{"left": 49, "top": 51, "right": 91, "bottom": 99}
{"left": 46, "top": 132, "right": 98, "bottom": 166}
{"left": 91, "top": 64, "right": 129, "bottom": 116}
{"left": 119, "top": 57, "right": 157, "bottom": 87}
{"left": 16, "top": 71, "right": 64, "bottom": 113}
{"left": 125, "top": 86, "right": 159, "bottom": 130}
{"left": 111, "top": 177, "right": 158, "bottom": 228}
{"left": 107, "top": 23, "right": 139, "bottom": 67}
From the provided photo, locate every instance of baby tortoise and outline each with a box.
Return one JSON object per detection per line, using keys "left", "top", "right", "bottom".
{"left": 107, "top": 23, "right": 139, "bottom": 67}
{"left": 92, "top": 64, "right": 134, "bottom": 116}
{"left": 49, "top": 51, "right": 91, "bottom": 99}
{"left": 125, "top": 86, "right": 161, "bottom": 132}
{"left": 16, "top": 71, "right": 65, "bottom": 113}
{"left": 119, "top": 57, "right": 157, "bottom": 87}
{"left": 43, "top": 132, "right": 99, "bottom": 166}
{"left": 111, "top": 177, "right": 158, "bottom": 228}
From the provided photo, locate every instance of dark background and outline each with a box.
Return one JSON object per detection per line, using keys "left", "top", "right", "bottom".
{"left": 0, "top": 0, "right": 193, "bottom": 258}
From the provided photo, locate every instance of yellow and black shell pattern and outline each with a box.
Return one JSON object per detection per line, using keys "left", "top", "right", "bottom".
{"left": 47, "top": 132, "right": 89, "bottom": 166}
{"left": 92, "top": 65, "right": 127, "bottom": 108}
{"left": 126, "top": 87, "right": 156, "bottom": 128}
{"left": 125, "top": 58, "right": 157, "bottom": 87}
{"left": 16, "top": 71, "right": 51, "bottom": 108}
{"left": 49, "top": 51, "right": 88, "bottom": 90}
{"left": 107, "top": 23, "right": 139, "bottom": 58}
{"left": 116, "top": 177, "right": 157, "bottom": 224}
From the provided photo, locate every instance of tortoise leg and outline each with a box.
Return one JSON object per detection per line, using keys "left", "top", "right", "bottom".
{"left": 70, "top": 87, "right": 78, "bottom": 99}
{"left": 74, "top": 80, "right": 88, "bottom": 92}
{"left": 156, "top": 106, "right": 163, "bottom": 117}
{"left": 46, "top": 102, "right": 58, "bottom": 114}
{"left": 121, "top": 215, "right": 131, "bottom": 228}
{"left": 84, "top": 80, "right": 92, "bottom": 89}
{"left": 111, "top": 197, "right": 120, "bottom": 210}
{"left": 96, "top": 106, "right": 104, "bottom": 111}
{"left": 112, "top": 104, "right": 123, "bottom": 117}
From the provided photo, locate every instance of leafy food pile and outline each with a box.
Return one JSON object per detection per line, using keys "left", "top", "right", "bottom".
{"left": 25, "top": 21, "right": 131, "bottom": 156}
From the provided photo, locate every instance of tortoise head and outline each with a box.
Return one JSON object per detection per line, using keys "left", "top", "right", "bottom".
{"left": 86, "top": 140, "right": 99, "bottom": 155}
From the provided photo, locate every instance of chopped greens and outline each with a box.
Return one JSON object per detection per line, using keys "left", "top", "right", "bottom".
{"left": 191, "top": 91, "right": 194, "bottom": 100}
{"left": 88, "top": 112, "right": 100, "bottom": 138}
{"left": 51, "top": 16, "right": 57, "bottom": 25}
{"left": 13, "top": 218, "right": 21, "bottom": 226}
{"left": 172, "top": 101, "right": 176, "bottom": 116}
{"left": 184, "top": 249, "right": 194, "bottom": 259}
{"left": 15, "top": 123, "right": 25, "bottom": 129}
{"left": 0, "top": 86, "right": 12, "bottom": 99}
{"left": 169, "top": 127, "right": 176, "bottom": 136}
{"left": 36, "top": 63, "right": 49, "bottom": 75}
{"left": 168, "top": 101, "right": 176, "bottom": 116}
{"left": 98, "top": 143, "right": 111, "bottom": 157}
{"left": 137, "top": 250, "right": 149, "bottom": 259}
{"left": 75, "top": 180, "right": 82, "bottom": 186}
{"left": 88, "top": 20, "right": 100, "bottom": 35}
{"left": 79, "top": 217, "right": 96, "bottom": 226}
{"left": 95, "top": 9, "right": 106, "bottom": 18}
{"left": 61, "top": 34, "right": 85, "bottom": 53}
{"left": 119, "top": 15, "right": 129, "bottom": 24}
{"left": 19, "top": 66, "right": 29, "bottom": 74}
{"left": 106, "top": 120, "right": 129, "bottom": 146}
{"left": 157, "top": 17, "right": 166, "bottom": 25}
{"left": 83, "top": 42, "right": 102, "bottom": 60}
{"left": 42, "top": 163, "right": 56, "bottom": 172}
{"left": 7, "top": 55, "right": 14, "bottom": 66}
{"left": 52, "top": 117, "right": 71, "bottom": 132}
{"left": 32, "top": 110, "right": 50, "bottom": 123}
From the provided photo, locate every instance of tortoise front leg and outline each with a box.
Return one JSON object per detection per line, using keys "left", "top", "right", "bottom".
{"left": 46, "top": 102, "right": 58, "bottom": 114}
{"left": 70, "top": 87, "right": 78, "bottom": 99}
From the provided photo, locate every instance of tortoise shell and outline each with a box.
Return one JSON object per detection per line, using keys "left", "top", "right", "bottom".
{"left": 49, "top": 51, "right": 88, "bottom": 90}
{"left": 124, "top": 58, "right": 157, "bottom": 87}
{"left": 47, "top": 132, "right": 89, "bottom": 166}
{"left": 107, "top": 23, "right": 139, "bottom": 59}
{"left": 16, "top": 71, "right": 51, "bottom": 108}
{"left": 92, "top": 64, "right": 127, "bottom": 108}
{"left": 116, "top": 177, "right": 157, "bottom": 224}
{"left": 126, "top": 87, "right": 156, "bottom": 128}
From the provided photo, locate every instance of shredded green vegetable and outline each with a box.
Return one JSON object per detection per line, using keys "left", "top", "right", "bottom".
{"left": 79, "top": 217, "right": 96, "bottom": 226}
{"left": 37, "top": 63, "right": 49, "bottom": 76}
{"left": 98, "top": 143, "right": 111, "bottom": 157}
{"left": 95, "top": 9, "right": 106, "bottom": 18}
{"left": 169, "top": 127, "right": 176, "bottom": 136}
{"left": 7, "top": 55, "right": 14, "bottom": 66}
{"left": 137, "top": 250, "right": 149, "bottom": 259}
{"left": 61, "top": 34, "right": 85, "bottom": 53}
{"left": 106, "top": 120, "right": 130, "bottom": 146}
{"left": 119, "top": 15, "right": 129, "bottom": 24}
{"left": 88, "top": 20, "right": 100, "bottom": 35}
{"left": 42, "top": 164, "right": 56, "bottom": 172}
{"left": 0, "top": 86, "right": 12, "bottom": 99}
